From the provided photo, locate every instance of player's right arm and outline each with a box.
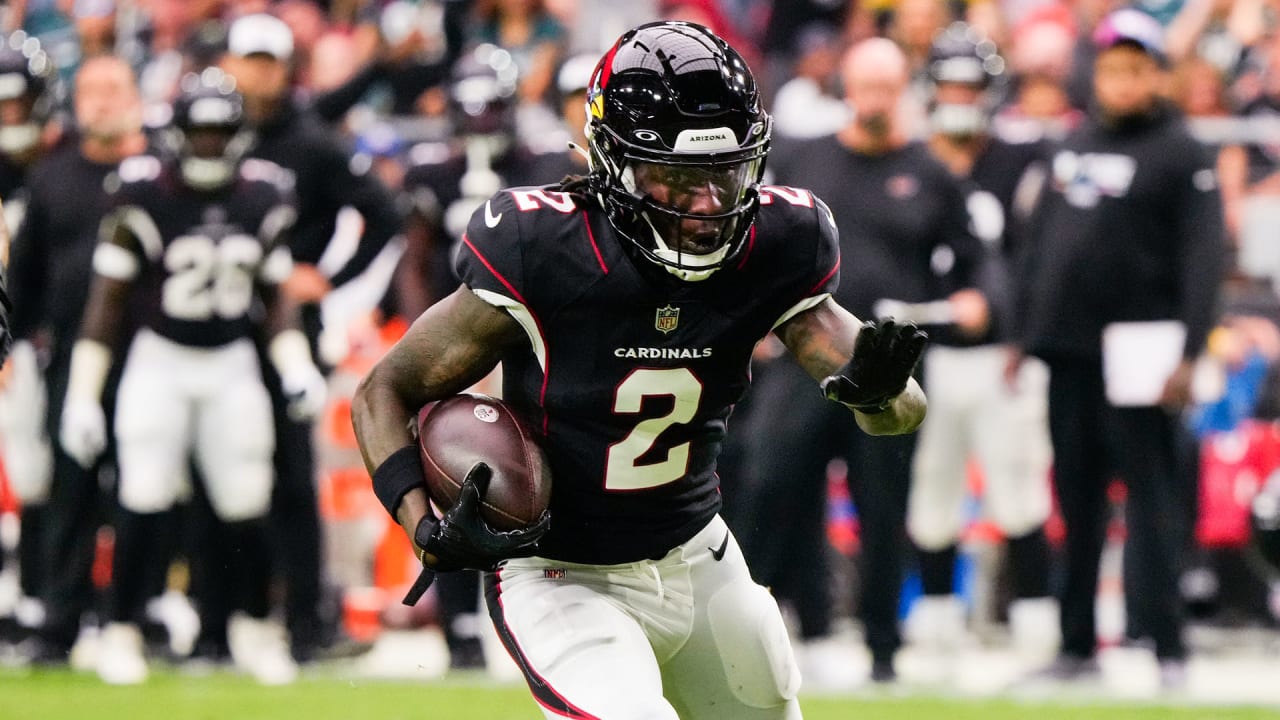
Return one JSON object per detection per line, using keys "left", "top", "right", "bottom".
{"left": 351, "top": 285, "right": 526, "bottom": 546}
{"left": 777, "top": 298, "right": 928, "bottom": 436}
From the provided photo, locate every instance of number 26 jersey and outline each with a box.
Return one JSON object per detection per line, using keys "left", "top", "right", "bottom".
{"left": 455, "top": 185, "right": 840, "bottom": 564}
{"left": 96, "top": 156, "right": 296, "bottom": 348}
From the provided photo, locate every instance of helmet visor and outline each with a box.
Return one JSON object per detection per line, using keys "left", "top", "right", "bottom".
{"left": 632, "top": 159, "right": 758, "bottom": 256}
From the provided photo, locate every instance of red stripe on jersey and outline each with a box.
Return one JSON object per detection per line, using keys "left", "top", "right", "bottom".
{"left": 581, "top": 212, "right": 609, "bottom": 274}
{"left": 490, "top": 570, "right": 602, "bottom": 720}
{"left": 807, "top": 253, "right": 840, "bottom": 296}
{"left": 462, "top": 234, "right": 529, "bottom": 306}
{"left": 736, "top": 225, "right": 756, "bottom": 270}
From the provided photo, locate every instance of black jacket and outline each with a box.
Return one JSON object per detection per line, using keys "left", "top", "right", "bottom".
{"left": 248, "top": 101, "right": 400, "bottom": 287}
{"left": 1015, "top": 102, "right": 1225, "bottom": 361}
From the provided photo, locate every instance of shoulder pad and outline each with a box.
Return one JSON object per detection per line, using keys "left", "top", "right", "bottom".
{"left": 758, "top": 185, "right": 815, "bottom": 210}
{"left": 503, "top": 187, "right": 580, "bottom": 215}
{"left": 115, "top": 155, "right": 163, "bottom": 185}
{"left": 240, "top": 158, "right": 295, "bottom": 192}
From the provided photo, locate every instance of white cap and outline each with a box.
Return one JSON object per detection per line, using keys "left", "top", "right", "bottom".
{"left": 556, "top": 54, "right": 598, "bottom": 95}
{"left": 228, "top": 13, "right": 294, "bottom": 61}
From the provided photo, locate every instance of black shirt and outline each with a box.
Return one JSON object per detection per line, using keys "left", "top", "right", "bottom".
{"left": 455, "top": 185, "right": 839, "bottom": 564}
{"left": 249, "top": 101, "right": 398, "bottom": 287}
{"left": 9, "top": 143, "right": 122, "bottom": 355}
{"left": 1016, "top": 103, "right": 1226, "bottom": 361}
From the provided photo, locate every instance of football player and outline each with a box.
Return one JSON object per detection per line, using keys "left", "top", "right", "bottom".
{"left": 906, "top": 23, "right": 1058, "bottom": 661}
{"left": 0, "top": 32, "right": 56, "bottom": 646}
{"left": 59, "top": 70, "right": 323, "bottom": 685}
{"left": 353, "top": 22, "right": 927, "bottom": 719}
{"left": 6, "top": 54, "right": 144, "bottom": 665}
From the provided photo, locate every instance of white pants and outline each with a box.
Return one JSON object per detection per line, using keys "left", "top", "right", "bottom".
{"left": 487, "top": 515, "right": 802, "bottom": 720}
{"left": 0, "top": 341, "right": 52, "bottom": 503}
{"left": 908, "top": 345, "right": 1053, "bottom": 549}
{"left": 114, "top": 329, "right": 275, "bottom": 521}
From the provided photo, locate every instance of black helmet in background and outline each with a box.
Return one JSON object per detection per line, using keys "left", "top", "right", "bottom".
{"left": 168, "top": 68, "right": 254, "bottom": 190}
{"left": 0, "top": 32, "right": 57, "bottom": 156}
{"left": 926, "top": 22, "right": 1006, "bottom": 138}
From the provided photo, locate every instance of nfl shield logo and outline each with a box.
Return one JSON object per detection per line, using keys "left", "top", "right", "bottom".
{"left": 655, "top": 305, "right": 679, "bottom": 334}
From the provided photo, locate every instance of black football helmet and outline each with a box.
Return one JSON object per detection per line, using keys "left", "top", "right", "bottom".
{"left": 926, "top": 22, "right": 1006, "bottom": 138}
{"left": 449, "top": 43, "right": 518, "bottom": 139}
{"left": 585, "top": 21, "right": 770, "bottom": 282}
{"left": 0, "top": 32, "right": 56, "bottom": 156}
{"left": 168, "top": 68, "right": 253, "bottom": 190}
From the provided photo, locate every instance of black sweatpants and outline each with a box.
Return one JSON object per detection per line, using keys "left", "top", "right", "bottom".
{"left": 1046, "top": 356, "right": 1188, "bottom": 660}
{"left": 269, "top": 393, "right": 324, "bottom": 654}
{"left": 38, "top": 351, "right": 116, "bottom": 649}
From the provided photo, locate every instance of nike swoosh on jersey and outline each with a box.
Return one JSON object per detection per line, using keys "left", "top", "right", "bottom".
{"left": 709, "top": 532, "right": 730, "bottom": 561}
{"left": 484, "top": 200, "right": 503, "bottom": 228}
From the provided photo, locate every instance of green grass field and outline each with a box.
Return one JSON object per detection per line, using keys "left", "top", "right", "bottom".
{"left": 2, "top": 671, "right": 1278, "bottom": 720}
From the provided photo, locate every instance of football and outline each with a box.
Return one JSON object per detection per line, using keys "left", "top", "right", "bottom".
{"left": 416, "top": 393, "right": 552, "bottom": 531}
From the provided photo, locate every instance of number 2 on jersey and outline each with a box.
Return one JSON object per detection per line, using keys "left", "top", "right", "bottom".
{"left": 604, "top": 368, "right": 704, "bottom": 491}
{"left": 163, "top": 234, "right": 261, "bottom": 321}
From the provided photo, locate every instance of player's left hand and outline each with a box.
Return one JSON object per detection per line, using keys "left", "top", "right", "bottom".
{"left": 821, "top": 319, "right": 927, "bottom": 413}
{"left": 282, "top": 364, "right": 327, "bottom": 422}
{"left": 415, "top": 462, "right": 549, "bottom": 573}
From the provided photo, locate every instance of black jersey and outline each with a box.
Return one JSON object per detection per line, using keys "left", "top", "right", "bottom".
{"left": 957, "top": 137, "right": 1047, "bottom": 343}
{"left": 455, "top": 185, "right": 840, "bottom": 564}
{"left": 968, "top": 137, "right": 1046, "bottom": 262}
{"left": 100, "top": 156, "right": 295, "bottom": 348}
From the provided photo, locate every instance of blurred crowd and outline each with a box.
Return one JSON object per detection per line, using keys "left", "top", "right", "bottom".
{"left": 0, "top": 0, "right": 1278, "bottom": 694}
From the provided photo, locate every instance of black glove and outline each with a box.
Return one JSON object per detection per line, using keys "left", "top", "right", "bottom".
{"left": 402, "top": 462, "right": 550, "bottom": 605}
{"left": 820, "top": 319, "right": 927, "bottom": 413}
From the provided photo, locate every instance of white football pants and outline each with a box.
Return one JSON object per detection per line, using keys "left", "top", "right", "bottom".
{"left": 908, "top": 344, "right": 1053, "bottom": 549}
{"left": 486, "top": 515, "right": 802, "bottom": 720}
{"left": 114, "top": 329, "right": 275, "bottom": 521}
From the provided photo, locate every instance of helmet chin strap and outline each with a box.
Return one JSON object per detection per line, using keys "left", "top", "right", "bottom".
{"left": 643, "top": 214, "right": 728, "bottom": 282}
{"left": 931, "top": 104, "right": 988, "bottom": 137}
{"left": 180, "top": 129, "right": 254, "bottom": 191}
{"left": 181, "top": 156, "right": 234, "bottom": 190}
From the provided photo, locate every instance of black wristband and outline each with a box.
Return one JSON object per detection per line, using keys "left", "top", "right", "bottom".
{"left": 372, "top": 445, "right": 425, "bottom": 519}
